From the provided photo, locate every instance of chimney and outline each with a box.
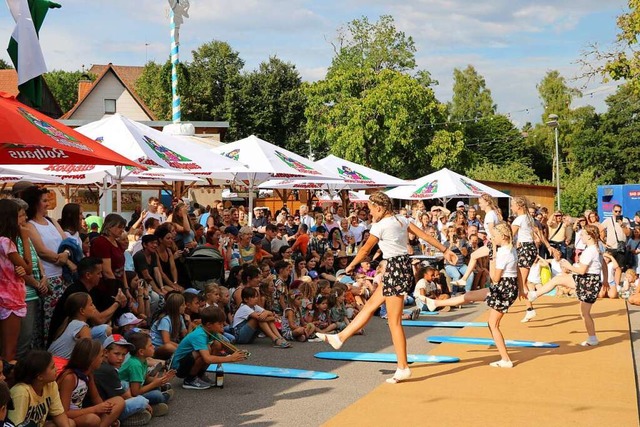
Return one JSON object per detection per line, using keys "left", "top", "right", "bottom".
{"left": 78, "top": 79, "right": 92, "bottom": 100}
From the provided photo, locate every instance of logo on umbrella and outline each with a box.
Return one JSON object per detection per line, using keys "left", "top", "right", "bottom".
{"left": 18, "top": 107, "right": 92, "bottom": 152}
{"left": 142, "top": 135, "right": 199, "bottom": 170}
{"left": 460, "top": 178, "right": 483, "bottom": 195}
{"left": 222, "top": 149, "right": 240, "bottom": 161}
{"left": 337, "top": 165, "right": 371, "bottom": 182}
{"left": 274, "top": 150, "right": 320, "bottom": 175}
{"left": 412, "top": 180, "right": 438, "bottom": 198}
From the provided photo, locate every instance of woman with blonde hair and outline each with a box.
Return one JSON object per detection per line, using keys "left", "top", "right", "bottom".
{"left": 454, "top": 193, "right": 502, "bottom": 289}
{"left": 317, "top": 192, "right": 457, "bottom": 383}
{"left": 528, "top": 224, "right": 606, "bottom": 347}
{"left": 426, "top": 222, "right": 518, "bottom": 367}
{"left": 510, "top": 196, "right": 554, "bottom": 323}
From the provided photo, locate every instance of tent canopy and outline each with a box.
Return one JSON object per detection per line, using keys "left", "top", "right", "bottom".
{"left": 385, "top": 168, "right": 510, "bottom": 202}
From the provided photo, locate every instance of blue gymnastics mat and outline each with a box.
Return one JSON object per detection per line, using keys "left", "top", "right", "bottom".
{"left": 402, "top": 320, "right": 488, "bottom": 328}
{"left": 427, "top": 336, "right": 559, "bottom": 348}
{"left": 314, "top": 352, "right": 459, "bottom": 363}
{"left": 207, "top": 363, "right": 338, "bottom": 380}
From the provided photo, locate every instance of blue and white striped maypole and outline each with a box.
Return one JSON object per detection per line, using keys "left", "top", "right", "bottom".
{"left": 168, "top": 0, "right": 190, "bottom": 124}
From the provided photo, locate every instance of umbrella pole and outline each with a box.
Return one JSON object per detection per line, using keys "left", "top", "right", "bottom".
{"left": 116, "top": 166, "right": 122, "bottom": 214}
{"left": 100, "top": 177, "right": 108, "bottom": 217}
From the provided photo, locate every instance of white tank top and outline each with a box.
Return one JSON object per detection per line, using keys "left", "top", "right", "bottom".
{"left": 30, "top": 219, "right": 63, "bottom": 278}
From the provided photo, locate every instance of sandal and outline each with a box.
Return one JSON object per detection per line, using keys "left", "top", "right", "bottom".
{"left": 273, "top": 338, "right": 292, "bottom": 348}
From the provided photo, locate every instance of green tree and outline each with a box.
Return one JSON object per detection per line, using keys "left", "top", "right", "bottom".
{"left": 536, "top": 70, "right": 581, "bottom": 122}
{"left": 466, "top": 161, "right": 541, "bottom": 185}
{"left": 0, "top": 58, "right": 12, "bottom": 69}
{"left": 227, "top": 56, "right": 307, "bottom": 153}
{"left": 187, "top": 40, "right": 244, "bottom": 122}
{"left": 305, "top": 15, "right": 460, "bottom": 178}
{"left": 559, "top": 168, "right": 604, "bottom": 217}
{"left": 43, "top": 70, "right": 95, "bottom": 113}
{"left": 449, "top": 65, "right": 495, "bottom": 122}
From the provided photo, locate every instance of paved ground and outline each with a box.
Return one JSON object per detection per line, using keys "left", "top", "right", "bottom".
{"left": 152, "top": 302, "right": 640, "bottom": 426}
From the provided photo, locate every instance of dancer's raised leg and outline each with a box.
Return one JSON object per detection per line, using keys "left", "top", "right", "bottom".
{"left": 426, "top": 288, "right": 489, "bottom": 311}
{"left": 528, "top": 273, "right": 576, "bottom": 301}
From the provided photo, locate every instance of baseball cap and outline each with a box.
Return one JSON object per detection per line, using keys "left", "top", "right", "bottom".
{"left": 183, "top": 288, "right": 202, "bottom": 295}
{"left": 117, "top": 313, "right": 144, "bottom": 327}
{"left": 335, "top": 250, "right": 348, "bottom": 259}
{"left": 103, "top": 333, "right": 135, "bottom": 349}
{"left": 308, "top": 270, "right": 319, "bottom": 279}
{"left": 336, "top": 269, "right": 347, "bottom": 277}
{"left": 339, "top": 275, "right": 355, "bottom": 284}
{"left": 456, "top": 201, "right": 465, "bottom": 208}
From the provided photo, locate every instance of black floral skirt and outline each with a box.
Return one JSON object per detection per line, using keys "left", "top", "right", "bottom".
{"left": 485, "top": 276, "right": 518, "bottom": 313}
{"left": 517, "top": 242, "right": 538, "bottom": 268}
{"left": 381, "top": 255, "right": 415, "bottom": 297}
{"left": 574, "top": 273, "right": 602, "bottom": 304}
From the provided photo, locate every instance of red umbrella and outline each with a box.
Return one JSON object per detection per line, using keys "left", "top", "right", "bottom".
{"left": 0, "top": 92, "right": 139, "bottom": 166}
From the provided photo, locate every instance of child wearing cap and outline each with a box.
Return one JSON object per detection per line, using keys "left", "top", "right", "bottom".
{"left": 117, "top": 313, "right": 145, "bottom": 335}
{"left": 171, "top": 307, "right": 247, "bottom": 390}
{"left": 94, "top": 335, "right": 153, "bottom": 425}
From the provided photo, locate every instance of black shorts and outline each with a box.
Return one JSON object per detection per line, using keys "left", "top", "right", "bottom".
{"left": 517, "top": 242, "right": 538, "bottom": 268}
{"left": 574, "top": 273, "right": 602, "bottom": 304}
{"left": 381, "top": 255, "right": 415, "bottom": 297}
{"left": 175, "top": 352, "right": 198, "bottom": 378}
{"left": 485, "top": 277, "right": 518, "bottom": 313}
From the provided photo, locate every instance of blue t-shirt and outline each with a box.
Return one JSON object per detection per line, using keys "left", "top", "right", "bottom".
{"left": 150, "top": 315, "right": 186, "bottom": 347}
{"left": 170, "top": 326, "right": 216, "bottom": 370}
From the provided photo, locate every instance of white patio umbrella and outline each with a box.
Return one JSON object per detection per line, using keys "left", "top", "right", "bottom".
{"left": 259, "top": 154, "right": 407, "bottom": 191}
{"left": 385, "top": 168, "right": 510, "bottom": 204}
{"left": 211, "top": 135, "right": 340, "bottom": 223}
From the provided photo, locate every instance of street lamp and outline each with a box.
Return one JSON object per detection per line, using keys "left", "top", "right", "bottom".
{"left": 546, "top": 114, "right": 561, "bottom": 211}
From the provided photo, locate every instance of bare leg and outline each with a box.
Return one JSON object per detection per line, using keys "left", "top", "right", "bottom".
{"left": 580, "top": 301, "right": 596, "bottom": 337}
{"left": 336, "top": 284, "right": 386, "bottom": 343}
{"left": 487, "top": 309, "right": 510, "bottom": 364}
{"left": 432, "top": 288, "right": 489, "bottom": 308}
{"left": 531, "top": 273, "right": 576, "bottom": 298}
{"left": 384, "top": 295, "right": 408, "bottom": 370}
{"left": 458, "top": 246, "right": 490, "bottom": 283}
{"left": 0, "top": 314, "right": 21, "bottom": 362}
{"left": 99, "top": 396, "right": 125, "bottom": 427}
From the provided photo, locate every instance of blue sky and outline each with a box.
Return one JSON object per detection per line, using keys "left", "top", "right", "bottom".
{"left": 0, "top": 0, "right": 629, "bottom": 126}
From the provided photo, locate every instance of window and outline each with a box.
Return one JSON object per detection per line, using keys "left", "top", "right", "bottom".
{"left": 104, "top": 99, "right": 116, "bottom": 114}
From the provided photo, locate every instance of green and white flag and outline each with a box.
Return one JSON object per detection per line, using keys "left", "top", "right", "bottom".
{"left": 6, "top": 0, "right": 48, "bottom": 86}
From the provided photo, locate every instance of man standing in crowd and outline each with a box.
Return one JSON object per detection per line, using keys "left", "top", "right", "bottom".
{"left": 300, "top": 205, "right": 314, "bottom": 233}
{"left": 601, "top": 204, "right": 631, "bottom": 267}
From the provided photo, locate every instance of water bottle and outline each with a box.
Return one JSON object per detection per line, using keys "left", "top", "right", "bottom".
{"left": 230, "top": 243, "right": 240, "bottom": 268}
{"left": 215, "top": 363, "right": 224, "bottom": 388}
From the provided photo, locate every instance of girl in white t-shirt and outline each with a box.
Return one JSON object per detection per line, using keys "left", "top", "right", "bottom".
{"left": 427, "top": 222, "right": 519, "bottom": 368}
{"left": 316, "top": 192, "right": 457, "bottom": 384}
{"left": 510, "top": 196, "right": 554, "bottom": 323}
{"left": 454, "top": 193, "right": 502, "bottom": 289}
{"left": 528, "top": 224, "right": 605, "bottom": 347}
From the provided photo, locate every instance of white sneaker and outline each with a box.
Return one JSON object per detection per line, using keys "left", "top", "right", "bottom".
{"left": 521, "top": 309, "right": 537, "bottom": 323}
{"left": 410, "top": 307, "right": 421, "bottom": 320}
{"left": 527, "top": 290, "right": 538, "bottom": 302}
{"left": 580, "top": 338, "right": 599, "bottom": 347}
{"left": 489, "top": 359, "right": 513, "bottom": 368}
{"left": 425, "top": 297, "right": 437, "bottom": 312}
{"left": 454, "top": 279, "right": 466, "bottom": 289}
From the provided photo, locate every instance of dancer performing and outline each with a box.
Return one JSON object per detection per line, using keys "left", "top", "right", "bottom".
{"left": 426, "top": 223, "right": 518, "bottom": 368}
{"left": 316, "top": 192, "right": 457, "bottom": 384}
{"left": 510, "top": 197, "right": 554, "bottom": 323}
{"left": 454, "top": 193, "right": 502, "bottom": 289}
{"left": 527, "top": 224, "right": 605, "bottom": 347}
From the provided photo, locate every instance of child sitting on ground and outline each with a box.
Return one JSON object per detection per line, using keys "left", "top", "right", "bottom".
{"left": 620, "top": 269, "right": 639, "bottom": 300}
{"left": 57, "top": 338, "right": 125, "bottom": 427}
{"left": 119, "top": 333, "right": 175, "bottom": 415}
{"left": 0, "top": 381, "right": 12, "bottom": 427}
{"left": 306, "top": 296, "right": 336, "bottom": 334}
{"left": 94, "top": 335, "right": 154, "bottom": 426}
{"left": 281, "top": 289, "right": 316, "bottom": 342}
{"left": 183, "top": 291, "right": 205, "bottom": 331}
{"left": 171, "top": 307, "right": 247, "bottom": 390}
{"left": 203, "top": 282, "right": 221, "bottom": 307}
{"left": 149, "top": 292, "right": 188, "bottom": 359}
{"left": 298, "top": 280, "right": 317, "bottom": 319}
{"left": 328, "top": 288, "right": 350, "bottom": 332}
{"left": 232, "top": 288, "right": 291, "bottom": 348}
{"left": 414, "top": 266, "right": 450, "bottom": 312}
{"left": 9, "top": 350, "right": 71, "bottom": 427}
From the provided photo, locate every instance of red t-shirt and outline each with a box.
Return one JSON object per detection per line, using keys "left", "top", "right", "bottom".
{"left": 90, "top": 236, "right": 125, "bottom": 281}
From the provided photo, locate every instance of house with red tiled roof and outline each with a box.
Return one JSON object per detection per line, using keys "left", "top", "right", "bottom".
{"left": 62, "top": 63, "right": 155, "bottom": 121}
{"left": 60, "top": 63, "right": 228, "bottom": 140}
{"left": 0, "top": 69, "right": 63, "bottom": 118}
